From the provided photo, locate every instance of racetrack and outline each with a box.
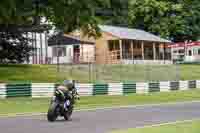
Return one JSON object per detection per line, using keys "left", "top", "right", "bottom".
{"left": 1, "top": 101, "right": 200, "bottom": 133}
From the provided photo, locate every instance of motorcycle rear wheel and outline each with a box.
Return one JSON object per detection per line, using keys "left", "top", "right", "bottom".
{"left": 64, "top": 106, "right": 73, "bottom": 120}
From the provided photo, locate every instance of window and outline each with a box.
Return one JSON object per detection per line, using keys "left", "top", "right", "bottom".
{"left": 188, "top": 50, "right": 192, "bottom": 56}
{"left": 108, "top": 41, "right": 114, "bottom": 51}
{"left": 115, "top": 42, "right": 120, "bottom": 50}
{"left": 178, "top": 49, "right": 184, "bottom": 53}
{"left": 193, "top": 49, "right": 196, "bottom": 55}
{"left": 136, "top": 43, "right": 141, "bottom": 49}
{"left": 122, "top": 40, "right": 131, "bottom": 50}
{"left": 52, "top": 47, "right": 57, "bottom": 57}
{"left": 133, "top": 41, "right": 141, "bottom": 49}
{"left": 52, "top": 47, "right": 66, "bottom": 57}
{"left": 108, "top": 40, "right": 120, "bottom": 51}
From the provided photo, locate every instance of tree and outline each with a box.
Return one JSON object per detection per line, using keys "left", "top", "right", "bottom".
{"left": 0, "top": 0, "right": 35, "bottom": 26}
{"left": 38, "top": 0, "right": 112, "bottom": 37}
{"left": 0, "top": 0, "right": 33, "bottom": 63}
{"left": 128, "top": 0, "right": 200, "bottom": 42}
{"left": 0, "top": 32, "right": 32, "bottom": 64}
{"left": 0, "top": 0, "right": 114, "bottom": 63}
{"left": 176, "top": 0, "right": 200, "bottom": 41}
{"left": 99, "top": 0, "right": 129, "bottom": 26}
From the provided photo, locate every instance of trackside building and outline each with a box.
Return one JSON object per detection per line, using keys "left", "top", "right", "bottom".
{"left": 169, "top": 41, "right": 200, "bottom": 63}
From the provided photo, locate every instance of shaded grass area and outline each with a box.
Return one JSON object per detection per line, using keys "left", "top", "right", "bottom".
{"left": 0, "top": 90, "right": 200, "bottom": 115}
{"left": 0, "top": 64, "right": 200, "bottom": 83}
{"left": 112, "top": 120, "right": 200, "bottom": 133}
{"left": 0, "top": 64, "right": 61, "bottom": 83}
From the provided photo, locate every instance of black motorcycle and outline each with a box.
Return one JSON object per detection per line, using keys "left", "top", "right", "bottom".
{"left": 47, "top": 85, "right": 79, "bottom": 122}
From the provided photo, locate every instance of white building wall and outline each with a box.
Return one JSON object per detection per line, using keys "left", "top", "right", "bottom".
{"left": 50, "top": 44, "right": 95, "bottom": 64}
{"left": 51, "top": 45, "right": 74, "bottom": 64}
{"left": 185, "top": 46, "right": 200, "bottom": 62}
{"left": 80, "top": 45, "right": 95, "bottom": 62}
{"left": 172, "top": 45, "right": 200, "bottom": 63}
{"left": 25, "top": 32, "right": 48, "bottom": 64}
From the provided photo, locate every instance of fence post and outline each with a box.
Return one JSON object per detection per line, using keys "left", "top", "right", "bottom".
{"left": 145, "top": 64, "right": 150, "bottom": 82}
{"left": 175, "top": 63, "right": 180, "bottom": 81}
{"left": 95, "top": 52, "right": 98, "bottom": 83}
{"left": 120, "top": 56, "right": 122, "bottom": 82}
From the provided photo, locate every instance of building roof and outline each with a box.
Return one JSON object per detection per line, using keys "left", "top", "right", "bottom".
{"left": 99, "top": 25, "right": 171, "bottom": 43}
{"left": 168, "top": 41, "right": 200, "bottom": 48}
{"left": 48, "top": 33, "right": 94, "bottom": 46}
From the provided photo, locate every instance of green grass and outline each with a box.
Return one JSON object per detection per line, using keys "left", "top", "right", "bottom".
{"left": 0, "top": 64, "right": 200, "bottom": 83}
{"left": 111, "top": 120, "right": 200, "bottom": 133}
{"left": 1, "top": 90, "right": 200, "bottom": 115}
{"left": 0, "top": 64, "right": 62, "bottom": 83}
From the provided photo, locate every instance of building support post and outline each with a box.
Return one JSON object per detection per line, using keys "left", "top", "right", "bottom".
{"left": 142, "top": 41, "right": 145, "bottom": 60}
{"left": 45, "top": 32, "right": 48, "bottom": 64}
{"left": 57, "top": 47, "right": 59, "bottom": 73}
{"left": 31, "top": 33, "right": 34, "bottom": 64}
{"left": 131, "top": 40, "right": 134, "bottom": 61}
{"left": 26, "top": 32, "right": 29, "bottom": 64}
{"left": 162, "top": 44, "right": 165, "bottom": 60}
{"left": 153, "top": 43, "right": 156, "bottom": 60}
{"left": 119, "top": 40, "right": 123, "bottom": 61}
{"left": 40, "top": 33, "right": 43, "bottom": 64}
{"left": 34, "top": 33, "right": 37, "bottom": 64}
{"left": 81, "top": 43, "right": 84, "bottom": 63}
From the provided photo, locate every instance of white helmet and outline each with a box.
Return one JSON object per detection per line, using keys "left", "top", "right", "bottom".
{"left": 63, "top": 80, "right": 74, "bottom": 89}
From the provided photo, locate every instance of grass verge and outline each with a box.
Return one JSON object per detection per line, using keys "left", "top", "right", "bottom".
{"left": 0, "top": 90, "right": 200, "bottom": 115}
{"left": 111, "top": 120, "right": 200, "bottom": 133}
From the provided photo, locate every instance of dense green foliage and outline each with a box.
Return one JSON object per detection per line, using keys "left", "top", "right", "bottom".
{"left": 0, "top": 0, "right": 123, "bottom": 36}
{"left": 0, "top": 0, "right": 120, "bottom": 63}
{"left": 101, "top": 0, "right": 128, "bottom": 26}
{"left": 0, "top": 32, "right": 32, "bottom": 64}
{"left": 0, "top": 0, "right": 200, "bottom": 63}
{"left": 128, "top": 0, "right": 200, "bottom": 42}
{"left": 0, "top": 0, "right": 35, "bottom": 63}
{"left": 0, "top": 0, "right": 199, "bottom": 42}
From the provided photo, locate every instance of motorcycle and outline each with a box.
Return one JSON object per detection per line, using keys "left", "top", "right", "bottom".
{"left": 47, "top": 84, "right": 79, "bottom": 122}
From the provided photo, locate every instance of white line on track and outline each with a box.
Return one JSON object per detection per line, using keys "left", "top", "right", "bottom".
{"left": 133, "top": 118, "right": 200, "bottom": 129}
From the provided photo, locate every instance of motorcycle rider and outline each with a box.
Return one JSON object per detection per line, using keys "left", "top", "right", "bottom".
{"left": 57, "top": 80, "right": 79, "bottom": 110}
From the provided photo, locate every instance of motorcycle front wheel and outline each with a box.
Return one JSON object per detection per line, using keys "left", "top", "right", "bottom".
{"left": 47, "top": 102, "right": 59, "bottom": 122}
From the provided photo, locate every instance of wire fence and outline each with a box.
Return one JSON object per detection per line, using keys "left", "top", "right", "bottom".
{"left": 56, "top": 51, "right": 179, "bottom": 83}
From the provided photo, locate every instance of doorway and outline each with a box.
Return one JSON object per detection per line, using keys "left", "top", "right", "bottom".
{"left": 73, "top": 45, "right": 80, "bottom": 63}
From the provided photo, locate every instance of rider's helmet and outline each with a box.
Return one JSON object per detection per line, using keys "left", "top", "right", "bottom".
{"left": 63, "top": 80, "right": 74, "bottom": 90}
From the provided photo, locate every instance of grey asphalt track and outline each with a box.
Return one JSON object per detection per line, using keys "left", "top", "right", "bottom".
{"left": 0, "top": 101, "right": 200, "bottom": 133}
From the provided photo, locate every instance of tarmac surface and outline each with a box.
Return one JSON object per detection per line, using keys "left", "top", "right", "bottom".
{"left": 1, "top": 101, "right": 200, "bottom": 133}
